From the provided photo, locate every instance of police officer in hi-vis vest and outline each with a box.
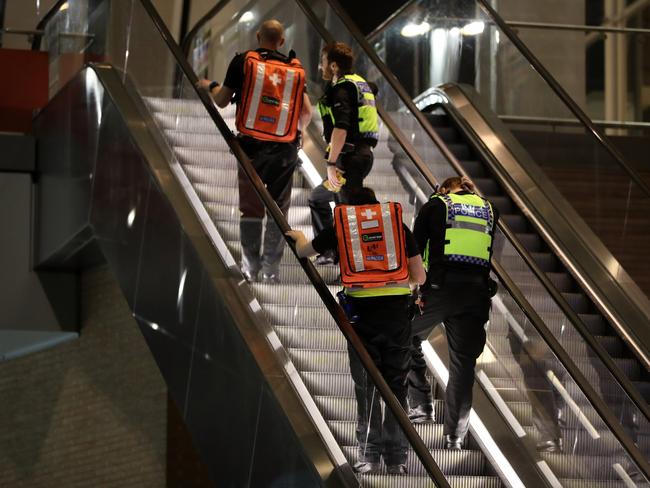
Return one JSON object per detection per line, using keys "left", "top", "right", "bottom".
{"left": 288, "top": 187, "right": 426, "bottom": 476}
{"left": 409, "top": 176, "right": 498, "bottom": 450}
{"left": 198, "top": 20, "right": 312, "bottom": 284}
{"left": 309, "top": 42, "right": 379, "bottom": 265}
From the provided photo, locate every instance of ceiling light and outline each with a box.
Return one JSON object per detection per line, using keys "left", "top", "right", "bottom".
{"left": 400, "top": 21, "right": 431, "bottom": 38}
{"left": 239, "top": 11, "right": 254, "bottom": 23}
{"left": 461, "top": 21, "right": 485, "bottom": 36}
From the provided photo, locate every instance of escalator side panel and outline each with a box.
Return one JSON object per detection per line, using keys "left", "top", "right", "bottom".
{"left": 46, "top": 66, "right": 352, "bottom": 487}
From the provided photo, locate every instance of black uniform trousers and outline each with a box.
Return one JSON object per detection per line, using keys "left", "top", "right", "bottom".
{"left": 409, "top": 280, "right": 491, "bottom": 439}
{"left": 309, "top": 143, "right": 373, "bottom": 236}
{"left": 347, "top": 294, "right": 411, "bottom": 465}
{"left": 237, "top": 136, "right": 299, "bottom": 276}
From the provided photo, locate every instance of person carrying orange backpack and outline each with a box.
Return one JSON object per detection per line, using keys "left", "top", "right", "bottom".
{"left": 199, "top": 19, "right": 312, "bottom": 283}
{"left": 288, "top": 187, "right": 426, "bottom": 475}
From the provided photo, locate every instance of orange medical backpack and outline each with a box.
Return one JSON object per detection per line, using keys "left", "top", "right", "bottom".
{"left": 236, "top": 50, "right": 306, "bottom": 143}
{"left": 334, "top": 202, "right": 409, "bottom": 289}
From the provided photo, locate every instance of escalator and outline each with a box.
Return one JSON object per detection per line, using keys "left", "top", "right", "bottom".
{"left": 33, "top": 0, "right": 650, "bottom": 486}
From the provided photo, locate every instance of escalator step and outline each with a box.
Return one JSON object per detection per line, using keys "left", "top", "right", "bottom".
{"left": 500, "top": 214, "right": 528, "bottom": 233}
{"left": 531, "top": 252, "right": 557, "bottom": 272}
{"left": 515, "top": 232, "right": 542, "bottom": 252}
{"left": 486, "top": 196, "right": 513, "bottom": 215}
{"left": 341, "top": 446, "right": 490, "bottom": 478}
{"left": 562, "top": 292, "right": 590, "bottom": 314}
{"left": 445, "top": 143, "right": 472, "bottom": 160}
{"left": 433, "top": 126, "right": 460, "bottom": 143}
{"left": 473, "top": 177, "right": 500, "bottom": 196}
{"left": 359, "top": 474, "right": 502, "bottom": 488}
{"left": 577, "top": 314, "right": 608, "bottom": 335}
{"left": 314, "top": 396, "right": 444, "bottom": 422}
{"left": 265, "top": 304, "right": 337, "bottom": 329}
{"left": 422, "top": 113, "right": 450, "bottom": 128}
{"left": 458, "top": 160, "right": 487, "bottom": 178}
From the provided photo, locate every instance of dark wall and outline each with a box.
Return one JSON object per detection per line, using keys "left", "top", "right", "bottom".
{"left": 339, "top": 0, "right": 407, "bottom": 35}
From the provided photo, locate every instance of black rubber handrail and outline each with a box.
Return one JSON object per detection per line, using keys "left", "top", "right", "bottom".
{"left": 435, "top": 100, "right": 650, "bottom": 425}
{"left": 475, "top": 0, "right": 650, "bottom": 198}
{"left": 136, "top": 0, "right": 450, "bottom": 485}
{"left": 322, "top": 0, "right": 650, "bottom": 477}
{"left": 31, "top": 0, "right": 68, "bottom": 50}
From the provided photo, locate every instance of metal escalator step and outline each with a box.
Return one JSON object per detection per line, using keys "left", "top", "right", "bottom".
{"left": 329, "top": 420, "right": 451, "bottom": 449}
{"left": 500, "top": 214, "right": 528, "bottom": 233}
{"left": 207, "top": 202, "right": 314, "bottom": 227}
{"left": 633, "top": 381, "right": 650, "bottom": 403}
{"left": 488, "top": 196, "right": 514, "bottom": 214}
{"left": 341, "top": 446, "right": 490, "bottom": 478}
{"left": 265, "top": 304, "right": 337, "bottom": 329}
{"left": 561, "top": 292, "right": 590, "bottom": 314}
{"left": 531, "top": 252, "right": 557, "bottom": 272}
{"left": 433, "top": 126, "right": 460, "bottom": 143}
{"left": 524, "top": 426, "right": 650, "bottom": 456}
{"left": 458, "top": 159, "right": 487, "bottom": 178}
{"left": 473, "top": 177, "right": 500, "bottom": 196}
{"left": 276, "top": 326, "right": 346, "bottom": 351}
{"left": 152, "top": 112, "right": 218, "bottom": 132}
{"left": 144, "top": 96, "right": 207, "bottom": 116}
{"left": 359, "top": 474, "right": 502, "bottom": 488}
{"left": 445, "top": 143, "right": 472, "bottom": 160}
{"left": 545, "top": 272, "right": 574, "bottom": 293}
{"left": 314, "top": 396, "right": 445, "bottom": 422}
{"left": 173, "top": 147, "right": 236, "bottom": 167}
{"left": 212, "top": 219, "right": 313, "bottom": 242}
{"left": 559, "top": 479, "right": 633, "bottom": 488}
{"left": 514, "top": 232, "right": 542, "bottom": 252}
{"left": 577, "top": 314, "right": 608, "bottom": 335}
{"left": 594, "top": 335, "right": 624, "bottom": 357}
{"left": 165, "top": 129, "right": 231, "bottom": 150}
{"left": 252, "top": 284, "right": 337, "bottom": 306}
{"left": 543, "top": 452, "right": 633, "bottom": 480}
{"left": 301, "top": 372, "right": 354, "bottom": 397}
{"left": 289, "top": 348, "right": 350, "bottom": 373}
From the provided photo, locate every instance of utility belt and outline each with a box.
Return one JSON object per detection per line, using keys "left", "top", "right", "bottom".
{"left": 424, "top": 265, "right": 492, "bottom": 290}
{"left": 237, "top": 131, "right": 301, "bottom": 146}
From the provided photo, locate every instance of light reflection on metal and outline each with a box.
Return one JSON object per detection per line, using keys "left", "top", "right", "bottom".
{"left": 400, "top": 21, "right": 431, "bottom": 38}
{"left": 177, "top": 268, "right": 187, "bottom": 307}
{"left": 423, "top": 341, "right": 525, "bottom": 488}
{"left": 127, "top": 208, "right": 136, "bottom": 228}
{"left": 536, "top": 460, "right": 563, "bottom": 488}
{"left": 59, "top": 2, "right": 68, "bottom": 11}
{"left": 238, "top": 11, "right": 254, "bottom": 23}
{"left": 547, "top": 370, "right": 600, "bottom": 439}
{"left": 298, "top": 149, "right": 321, "bottom": 188}
{"left": 477, "top": 370, "right": 526, "bottom": 437}
{"left": 613, "top": 462, "right": 640, "bottom": 487}
{"left": 462, "top": 21, "right": 485, "bottom": 36}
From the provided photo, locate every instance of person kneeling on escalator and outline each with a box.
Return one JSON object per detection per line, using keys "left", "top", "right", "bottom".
{"left": 287, "top": 187, "right": 426, "bottom": 475}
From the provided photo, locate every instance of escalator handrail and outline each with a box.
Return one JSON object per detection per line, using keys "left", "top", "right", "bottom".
{"left": 134, "top": 0, "right": 451, "bottom": 485}
{"left": 475, "top": 0, "right": 650, "bottom": 198}
{"left": 318, "top": 0, "right": 650, "bottom": 477}
{"left": 31, "top": 0, "right": 68, "bottom": 50}
{"left": 435, "top": 97, "right": 650, "bottom": 426}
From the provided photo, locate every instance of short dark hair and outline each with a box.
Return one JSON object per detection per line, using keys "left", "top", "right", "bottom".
{"left": 347, "top": 187, "right": 378, "bottom": 205}
{"left": 323, "top": 41, "right": 354, "bottom": 74}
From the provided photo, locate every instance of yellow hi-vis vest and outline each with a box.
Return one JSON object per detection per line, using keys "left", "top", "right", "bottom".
{"left": 423, "top": 192, "right": 495, "bottom": 269}
{"left": 317, "top": 74, "right": 379, "bottom": 142}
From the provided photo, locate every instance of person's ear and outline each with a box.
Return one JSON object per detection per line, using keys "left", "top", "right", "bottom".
{"left": 256, "top": 32, "right": 261, "bottom": 44}
{"left": 279, "top": 36, "right": 285, "bottom": 48}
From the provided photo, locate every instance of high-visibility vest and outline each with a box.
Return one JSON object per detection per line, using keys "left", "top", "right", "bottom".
{"left": 334, "top": 202, "right": 410, "bottom": 297}
{"left": 236, "top": 50, "right": 306, "bottom": 143}
{"left": 318, "top": 74, "right": 379, "bottom": 143}
{"left": 423, "top": 192, "right": 495, "bottom": 269}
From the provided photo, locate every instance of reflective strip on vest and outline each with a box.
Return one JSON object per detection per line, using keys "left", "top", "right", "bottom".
{"left": 275, "top": 68, "right": 296, "bottom": 136}
{"left": 425, "top": 193, "right": 494, "bottom": 269}
{"left": 346, "top": 206, "right": 365, "bottom": 272}
{"left": 381, "top": 203, "right": 398, "bottom": 270}
{"left": 345, "top": 282, "right": 411, "bottom": 297}
{"left": 245, "top": 62, "right": 266, "bottom": 129}
{"left": 319, "top": 74, "right": 379, "bottom": 142}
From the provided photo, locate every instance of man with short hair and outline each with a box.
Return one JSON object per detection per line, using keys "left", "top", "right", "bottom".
{"left": 199, "top": 19, "right": 312, "bottom": 283}
{"left": 308, "top": 42, "right": 379, "bottom": 265}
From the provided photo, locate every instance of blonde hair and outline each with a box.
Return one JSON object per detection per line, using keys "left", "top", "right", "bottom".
{"left": 439, "top": 176, "right": 475, "bottom": 194}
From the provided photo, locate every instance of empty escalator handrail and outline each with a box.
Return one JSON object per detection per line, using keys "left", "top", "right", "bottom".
{"left": 180, "top": 0, "right": 231, "bottom": 57}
